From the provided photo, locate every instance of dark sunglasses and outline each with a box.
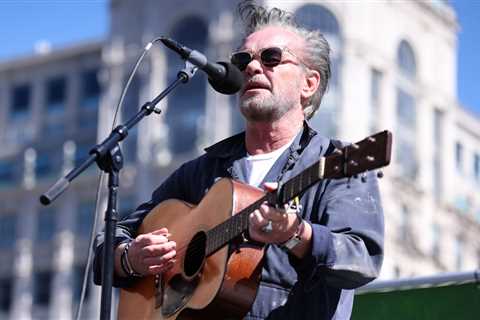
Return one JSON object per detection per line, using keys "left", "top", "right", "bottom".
{"left": 230, "top": 46, "right": 303, "bottom": 71}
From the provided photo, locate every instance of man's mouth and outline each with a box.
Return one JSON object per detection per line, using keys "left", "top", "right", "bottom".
{"left": 242, "top": 81, "right": 271, "bottom": 94}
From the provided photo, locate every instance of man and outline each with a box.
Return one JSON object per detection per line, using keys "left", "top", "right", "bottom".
{"left": 93, "top": 1, "right": 384, "bottom": 319}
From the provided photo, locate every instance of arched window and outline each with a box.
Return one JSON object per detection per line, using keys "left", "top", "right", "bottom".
{"left": 395, "top": 40, "right": 418, "bottom": 180}
{"left": 166, "top": 16, "right": 208, "bottom": 155}
{"left": 397, "top": 40, "right": 417, "bottom": 80}
{"left": 295, "top": 4, "right": 342, "bottom": 138}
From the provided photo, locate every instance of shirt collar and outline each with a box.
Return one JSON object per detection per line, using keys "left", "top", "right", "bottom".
{"left": 204, "top": 121, "right": 318, "bottom": 160}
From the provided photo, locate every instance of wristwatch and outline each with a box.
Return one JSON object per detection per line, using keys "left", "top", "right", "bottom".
{"left": 280, "top": 218, "right": 305, "bottom": 252}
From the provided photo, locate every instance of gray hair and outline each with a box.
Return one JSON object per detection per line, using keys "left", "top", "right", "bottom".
{"left": 237, "top": 0, "right": 331, "bottom": 119}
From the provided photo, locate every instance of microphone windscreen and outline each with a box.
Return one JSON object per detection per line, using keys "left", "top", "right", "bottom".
{"left": 208, "top": 62, "right": 243, "bottom": 95}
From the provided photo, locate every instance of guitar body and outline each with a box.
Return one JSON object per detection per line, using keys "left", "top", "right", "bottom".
{"left": 118, "top": 178, "right": 266, "bottom": 320}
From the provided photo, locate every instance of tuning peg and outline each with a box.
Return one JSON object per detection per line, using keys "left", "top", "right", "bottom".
{"left": 350, "top": 143, "right": 360, "bottom": 150}
{"left": 349, "top": 160, "right": 358, "bottom": 167}
{"left": 367, "top": 137, "right": 376, "bottom": 143}
{"left": 366, "top": 156, "right": 375, "bottom": 162}
{"left": 361, "top": 174, "right": 367, "bottom": 183}
{"left": 377, "top": 170, "right": 384, "bottom": 178}
{"left": 333, "top": 148, "right": 343, "bottom": 155}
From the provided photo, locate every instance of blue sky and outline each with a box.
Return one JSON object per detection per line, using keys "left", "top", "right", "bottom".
{"left": 0, "top": 0, "right": 478, "bottom": 116}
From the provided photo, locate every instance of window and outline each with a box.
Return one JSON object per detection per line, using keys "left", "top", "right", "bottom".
{"left": 433, "top": 109, "right": 444, "bottom": 199}
{"left": 0, "top": 214, "right": 16, "bottom": 249}
{"left": 76, "top": 201, "right": 95, "bottom": 237}
{"left": 454, "top": 235, "right": 464, "bottom": 270}
{"left": 455, "top": 142, "right": 463, "bottom": 173}
{"left": 369, "top": 69, "right": 383, "bottom": 133}
{"left": 166, "top": 16, "right": 208, "bottom": 155}
{"left": 46, "top": 76, "right": 66, "bottom": 114}
{"left": 474, "top": 153, "right": 480, "bottom": 182}
{"left": 431, "top": 224, "right": 441, "bottom": 261}
{"left": 80, "top": 69, "right": 101, "bottom": 110}
{"left": 33, "top": 270, "right": 52, "bottom": 306}
{"left": 35, "top": 151, "right": 54, "bottom": 178}
{"left": 395, "top": 40, "right": 418, "bottom": 180}
{"left": 397, "top": 40, "right": 416, "bottom": 80}
{"left": 35, "top": 209, "right": 56, "bottom": 243}
{"left": 0, "top": 278, "right": 12, "bottom": 313}
{"left": 11, "top": 84, "right": 30, "bottom": 119}
{"left": 295, "top": 4, "right": 342, "bottom": 138}
{"left": 78, "top": 69, "right": 100, "bottom": 138}
{"left": 400, "top": 204, "right": 411, "bottom": 242}
{"left": 0, "top": 160, "right": 17, "bottom": 186}
{"left": 44, "top": 76, "right": 67, "bottom": 137}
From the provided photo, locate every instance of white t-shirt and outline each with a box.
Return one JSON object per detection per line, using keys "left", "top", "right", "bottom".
{"left": 240, "top": 138, "right": 295, "bottom": 187}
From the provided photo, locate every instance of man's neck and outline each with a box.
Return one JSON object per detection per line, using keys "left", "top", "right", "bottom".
{"left": 245, "top": 109, "right": 304, "bottom": 155}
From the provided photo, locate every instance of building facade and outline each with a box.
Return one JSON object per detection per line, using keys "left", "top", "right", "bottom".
{"left": 0, "top": 0, "right": 479, "bottom": 319}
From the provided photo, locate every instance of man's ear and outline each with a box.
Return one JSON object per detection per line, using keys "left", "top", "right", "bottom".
{"left": 300, "top": 69, "right": 320, "bottom": 103}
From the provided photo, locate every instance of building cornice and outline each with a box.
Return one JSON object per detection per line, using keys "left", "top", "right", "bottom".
{"left": 0, "top": 39, "right": 104, "bottom": 73}
{"left": 414, "top": 0, "right": 458, "bottom": 31}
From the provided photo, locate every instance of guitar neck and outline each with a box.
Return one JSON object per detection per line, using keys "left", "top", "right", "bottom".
{"left": 205, "top": 195, "right": 266, "bottom": 256}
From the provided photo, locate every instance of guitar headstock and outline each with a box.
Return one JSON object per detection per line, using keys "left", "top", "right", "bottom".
{"left": 323, "top": 130, "right": 392, "bottom": 179}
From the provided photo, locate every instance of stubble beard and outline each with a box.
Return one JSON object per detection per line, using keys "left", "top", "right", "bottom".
{"left": 239, "top": 92, "right": 294, "bottom": 122}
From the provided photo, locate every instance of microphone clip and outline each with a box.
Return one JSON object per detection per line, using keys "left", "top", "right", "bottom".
{"left": 178, "top": 61, "right": 199, "bottom": 83}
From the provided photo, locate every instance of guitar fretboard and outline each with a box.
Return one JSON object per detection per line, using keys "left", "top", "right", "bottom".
{"left": 205, "top": 195, "right": 266, "bottom": 256}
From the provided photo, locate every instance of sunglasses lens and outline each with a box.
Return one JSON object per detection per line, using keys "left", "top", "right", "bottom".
{"left": 231, "top": 52, "right": 252, "bottom": 71}
{"left": 261, "top": 47, "right": 282, "bottom": 67}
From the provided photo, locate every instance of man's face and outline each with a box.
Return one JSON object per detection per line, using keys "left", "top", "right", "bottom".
{"left": 236, "top": 26, "right": 307, "bottom": 122}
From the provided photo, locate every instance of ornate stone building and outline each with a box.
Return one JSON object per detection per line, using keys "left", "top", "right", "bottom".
{"left": 0, "top": 0, "right": 478, "bottom": 319}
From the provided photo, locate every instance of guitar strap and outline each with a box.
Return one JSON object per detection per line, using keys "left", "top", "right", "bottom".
{"left": 261, "top": 123, "right": 312, "bottom": 186}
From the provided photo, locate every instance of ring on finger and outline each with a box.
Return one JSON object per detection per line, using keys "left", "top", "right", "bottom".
{"left": 262, "top": 220, "right": 273, "bottom": 233}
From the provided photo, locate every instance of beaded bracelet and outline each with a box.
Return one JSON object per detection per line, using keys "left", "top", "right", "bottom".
{"left": 120, "top": 242, "right": 143, "bottom": 278}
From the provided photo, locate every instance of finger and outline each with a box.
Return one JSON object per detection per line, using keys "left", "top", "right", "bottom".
{"left": 249, "top": 209, "right": 266, "bottom": 226}
{"left": 259, "top": 204, "right": 287, "bottom": 221}
{"left": 143, "top": 249, "right": 177, "bottom": 266}
{"left": 141, "top": 241, "right": 176, "bottom": 258}
{"left": 262, "top": 182, "right": 278, "bottom": 191}
{"left": 150, "top": 228, "right": 169, "bottom": 235}
{"left": 136, "top": 232, "right": 171, "bottom": 247}
{"left": 135, "top": 233, "right": 160, "bottom": 246}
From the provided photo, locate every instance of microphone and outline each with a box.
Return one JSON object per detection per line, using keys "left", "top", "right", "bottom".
{"left": 160, "top": 37, "right": 243, "bottom": 95}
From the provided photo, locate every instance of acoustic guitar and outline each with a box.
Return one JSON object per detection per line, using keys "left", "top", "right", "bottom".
{"left": 117, "top": 130, "right": 392, "bottom": 320}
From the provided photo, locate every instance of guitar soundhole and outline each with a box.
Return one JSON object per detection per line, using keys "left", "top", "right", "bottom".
{"left": 184, "top": 231, "right": 207, "bottom": 278}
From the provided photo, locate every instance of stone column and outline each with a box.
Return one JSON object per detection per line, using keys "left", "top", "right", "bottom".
{"left": 9, "top": 149, "right": 37, "bottom": 320}
{"left": 48, "top": 141, "right": 77, "bottom": 319}
{"left": 205, "top": 10, "right": 236, "bottom": 143}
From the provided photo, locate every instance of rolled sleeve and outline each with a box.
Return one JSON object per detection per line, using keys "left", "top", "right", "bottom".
{"left": 291, "top": 170, "right": 384, "bottom": 291}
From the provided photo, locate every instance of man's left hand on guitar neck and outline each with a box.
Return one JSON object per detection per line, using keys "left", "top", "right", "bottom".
{"left": 248, "top": 182, "right": 313, "bottom": 259}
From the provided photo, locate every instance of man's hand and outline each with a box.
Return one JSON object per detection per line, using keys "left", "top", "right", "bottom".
{"left": 248, "top": 182, "right": 300, "bottom": 244}
{"left": 116, "top": 228, "right": 176, "bottom": 277}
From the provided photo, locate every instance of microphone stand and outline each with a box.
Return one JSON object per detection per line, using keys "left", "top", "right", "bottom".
{"left": 40, "top": 62, "right": 198, "bottom": 320}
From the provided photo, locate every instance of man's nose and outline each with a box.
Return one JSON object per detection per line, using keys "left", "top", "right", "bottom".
{"left": 245, "top": 58, "right": 263, "bottom": 76}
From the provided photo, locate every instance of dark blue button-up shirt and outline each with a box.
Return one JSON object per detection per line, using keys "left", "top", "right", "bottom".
{"left": 93, "top": 122, "right": 384, "bottom": 319}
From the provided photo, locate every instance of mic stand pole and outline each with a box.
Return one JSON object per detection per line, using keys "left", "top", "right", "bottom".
{"left": 39, "top": 62, "right": 198, "bottom": 320}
